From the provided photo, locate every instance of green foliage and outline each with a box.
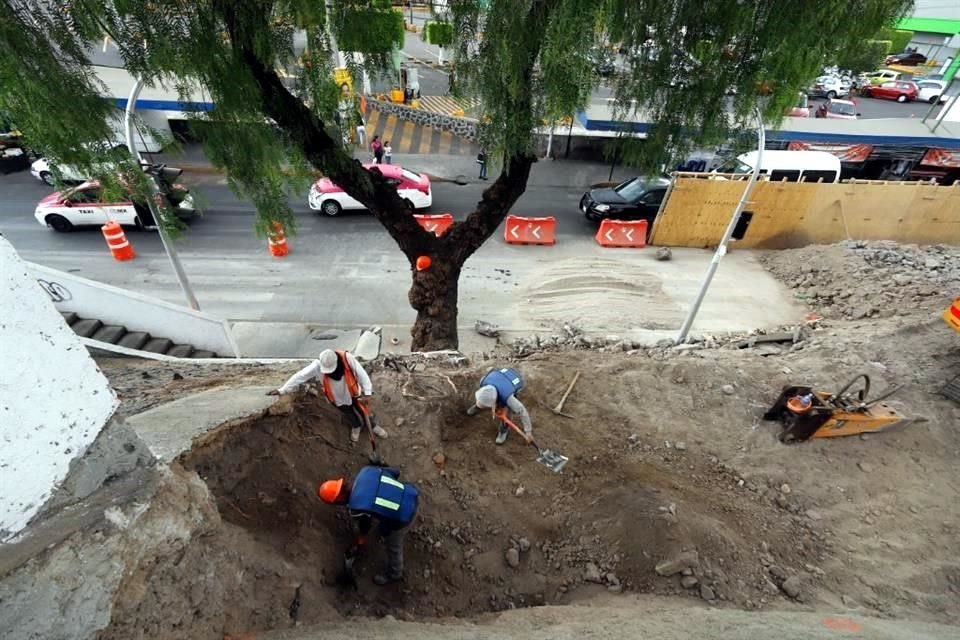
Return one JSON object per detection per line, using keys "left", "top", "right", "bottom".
{"left": 877, "top": 27, "right": 914, "bottom": 54}
{"left": 424, "top": 21, "right": 454, "bottom": 47}
{"left": 333, "top": 2, "right": 404, "bottom": 54}
{"left": 836, "top": 40, "right": 891, "bottom": 73}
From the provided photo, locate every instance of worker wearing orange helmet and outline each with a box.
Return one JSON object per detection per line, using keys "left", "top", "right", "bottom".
{"left": 318, "top": 465, "right": 420, "bottom": 585}
{"left": 268, "top": 349, "right": 387, "bottom": 443}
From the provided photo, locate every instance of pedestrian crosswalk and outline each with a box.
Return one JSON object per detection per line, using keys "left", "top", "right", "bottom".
{"left": 415, "top": 95, "right": 480, "bottom": 117}
{"left": 361, "top": 107, "right": 479, "bottom": 157}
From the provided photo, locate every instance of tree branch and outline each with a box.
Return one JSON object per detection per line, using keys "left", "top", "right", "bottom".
{"left": 216, "top": 0, "right": 432, "bottom": 259}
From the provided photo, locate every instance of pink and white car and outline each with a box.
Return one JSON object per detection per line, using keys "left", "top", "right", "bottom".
{"left": 308, "top": 164, "right": 432, "bottom": 216}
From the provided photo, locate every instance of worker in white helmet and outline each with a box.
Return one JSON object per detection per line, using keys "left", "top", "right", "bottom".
{"left": 269, "top": 349, "right": 388, "bottom": 443}
{"left": 466, "top": 366, "right": 532, "bottom": 445}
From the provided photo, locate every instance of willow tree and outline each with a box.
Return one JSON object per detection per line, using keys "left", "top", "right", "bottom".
{"left": 0, "top": 0, "right": 910, "bottom": 351}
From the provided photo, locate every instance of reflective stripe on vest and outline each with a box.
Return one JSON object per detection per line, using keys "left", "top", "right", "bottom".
{"left": 321, "top": 350, "right": 359, "bottom": 403}
{"left": 374, "top": 497, "right": 400, "bottom": 510}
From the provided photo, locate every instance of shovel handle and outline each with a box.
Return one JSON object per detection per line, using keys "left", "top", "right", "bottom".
{"left": 498, "top": 412, "right": 537, "bottom": 448}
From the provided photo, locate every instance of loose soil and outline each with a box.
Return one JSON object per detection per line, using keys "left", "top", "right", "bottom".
{"left": 90, "top": 241, "right": 960, "bottom": 639}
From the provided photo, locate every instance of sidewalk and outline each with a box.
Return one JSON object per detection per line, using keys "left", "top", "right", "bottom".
{"left": 155, "top": 144, "right": 635, "bottom": 189}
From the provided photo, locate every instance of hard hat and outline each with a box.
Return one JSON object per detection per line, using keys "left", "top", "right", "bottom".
{"left": 415, "top": 255, "right": 432, "bottom": 271}
{"left": 475, "top": 385, "right": 497, "bottom": 409}
{"left": 318, "top": 349, "right": 338, "bottom": 374}
{"left": 318, "top": 478, "right": 344, "bottom": 504}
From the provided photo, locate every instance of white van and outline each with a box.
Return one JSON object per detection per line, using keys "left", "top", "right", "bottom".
{"left": 728, "top": 150, "right": 842, "bottom": 183}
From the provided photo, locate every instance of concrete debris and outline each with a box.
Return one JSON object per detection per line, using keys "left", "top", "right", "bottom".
{"left": 761, "top": 240, "right": 960, "bottom": 321}
{"left": 655, "top": 551, "right": 699, "bottom": 576}
{"left": 505, "top": 548, "right": 520, "bottom": 568}
{"left": 655, "top": 247, "right": 673, "bottom": 261}
{"left": 475, "top": 320, "right": 501, "bottom": 338}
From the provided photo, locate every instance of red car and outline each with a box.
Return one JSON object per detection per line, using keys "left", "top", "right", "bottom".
{"left": 862, "top": 81, "right": 918, "bottom": 103}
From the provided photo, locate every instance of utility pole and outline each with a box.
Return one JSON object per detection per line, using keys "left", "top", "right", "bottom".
{"left": 124, "top": 78, "right": 200, "bottom": 311}
{"left": 676, "top": 107, "right": 764, "bottom": 343}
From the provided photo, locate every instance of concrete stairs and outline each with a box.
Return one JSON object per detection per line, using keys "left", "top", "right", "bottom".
{"left": 60, "top": 311, "right": 218, "bottom": 358}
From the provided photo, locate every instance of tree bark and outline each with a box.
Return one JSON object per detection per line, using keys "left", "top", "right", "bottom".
{"left": 408, "top": 248, "right": 460, "bottom": 352}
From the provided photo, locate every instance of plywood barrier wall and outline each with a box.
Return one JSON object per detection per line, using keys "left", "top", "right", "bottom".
{"left": 649, "top": 177, "right": 960, "bottom": 248}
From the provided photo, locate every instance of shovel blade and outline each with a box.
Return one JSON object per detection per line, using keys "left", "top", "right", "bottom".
{"left": 536, "top": 449, "right": 569, "bottom": 473}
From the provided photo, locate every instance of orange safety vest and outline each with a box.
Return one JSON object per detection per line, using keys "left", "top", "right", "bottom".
{"left": 321, "top": 350, "right": 360, "bottom": 404}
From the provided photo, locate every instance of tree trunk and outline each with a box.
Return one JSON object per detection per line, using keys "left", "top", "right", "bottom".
{"left": 409, "top": 247, "right": 461, "bottom": 352}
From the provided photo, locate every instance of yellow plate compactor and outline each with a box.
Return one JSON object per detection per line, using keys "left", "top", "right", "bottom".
{"left": 763, "top": 373, "right": 911, "bottom": 443}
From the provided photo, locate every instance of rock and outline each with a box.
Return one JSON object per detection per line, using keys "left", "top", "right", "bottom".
{"left": 515, "top": 485, "right": 526, "bottom": 497}
{"left": 699, "top": 584, "right": 716, "bottom": 601}
{"left": 395, "top": 417, "right": 406, "bottom": 427}
{"left": 584, "top": 562, "right": 603, "bottom": 583}
{"left": 268, "top": 394, "right": 295, "bottom": 416}
{"left": 768, "top": 565, "right": 788, "bottom": 582}
{"left": 518, "top": 537, "right": 531, "bottom": 553}
{"left": 857, "top": 461, "right": 874, "bottom": 473}
{"left": 681, "top": 576, "right": 699, "bottom": 589}
{"left": 925, "top": 257, "right": 942, "bottom": 269}
{"left": 475, "top": 320, "right": 501, "bottom": 338}
{"left": 781, "top": 576, "right": 802, "bottom": 598}
{"left": 805, "top": 509, "right": 822, "bottom": 521}
{"left": 780, "top": 483, "right": 791, "bottom": 495}
{"left": 674, "top": 441, "right": 687, "bottom": 451}
{"left": 682, "top": 568, "right": 694, "bottom": 576}
{"left": 607, "top": 584, "right": 623, "bottom": 593}
{"left": 605, "top": 572, "right": 620, "bottom": 587}
{"left": 655, "top": 247, "right": 672, "bottom": 261}
{"left": 721, "top": 384, "right": 735, "bottom": 396}
{"left": 655, "top": 550, "right": 699, "bottom": 576}
{"left": 505, "top": 548, "right": 520, "bottom": 568}
{"left": 172, "top": 372, "right": 184, "bottom": 381}
{"left": 432, "top": 452, "right": 446, "bottom": 466}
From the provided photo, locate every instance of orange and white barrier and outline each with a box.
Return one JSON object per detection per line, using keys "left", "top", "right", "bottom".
{"left": 101, "top": 221, "right": 135, "bottom": 261}
{"left": 414, "top": 213, "right": 454, "bottom": 236}
{"left": 595, "top": 219, "right": 648, "bottom": 248}
{"left": 267, "top": 222, "right": 289, "bottom": 257}
{"left": 945, "top": 297, "right": 960, "bottom": 333}
{"left": 504, "top": 215, "right": 556, "bottom": 246}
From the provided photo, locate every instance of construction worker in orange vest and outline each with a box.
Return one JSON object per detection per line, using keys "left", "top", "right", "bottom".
{"left": 269, "top": 349, "right": 388, "bottom": 443}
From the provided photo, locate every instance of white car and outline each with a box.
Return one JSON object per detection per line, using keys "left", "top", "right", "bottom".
{"left": 30, "top": 157, "right": 90, "bottom": 186}
{"left": 916, "top": 80, "right": 949, "bottom": 104}
{"left": 308, "top": 164, "right": 432, "bottom": 216}
{"left": 808, "top": 75, "right": 851, "bottom": 99}
{"left": 34, "top": 180, "right": 195, "bottom": 232}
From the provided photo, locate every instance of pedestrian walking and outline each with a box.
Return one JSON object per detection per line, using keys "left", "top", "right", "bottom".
{"left": 268, "top": 349, "right": 388, "bottom": 443}
{"left": 318, "top": 465, "right": 419, "bottom": 585}
{"left": 371, "top": 135, "right": 384, "bottom": 164}
{"left": 466, "top": 366, "right": 533, "bottom": 445}
{"left": 476, "top": 150, "right": 488, "bottom": 180}
{"left": 384, "top": 141, "right": 393, "bottom": 164}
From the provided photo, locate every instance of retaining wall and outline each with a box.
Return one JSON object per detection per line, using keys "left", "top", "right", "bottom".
{"left": 368, "top": 98, "right": 479, "bottom": 141}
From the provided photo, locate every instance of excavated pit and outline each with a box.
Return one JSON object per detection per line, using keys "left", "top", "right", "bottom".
{"left": 99, "top": 366, "right": 824, "bottom": 639}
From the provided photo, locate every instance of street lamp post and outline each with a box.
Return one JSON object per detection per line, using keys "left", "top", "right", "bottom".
{"left": 124, "top": 78, "right": 201, "bottom": 311}
{"left": 676, "top": 106, "right": 764, "bottom": 344}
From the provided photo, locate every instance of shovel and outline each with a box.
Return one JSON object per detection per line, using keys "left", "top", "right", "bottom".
{"left": 356, "top": 399, "right": 383, "bottom": 465}
{"left": 498, "top": 413, "right": 569, "bottom": 473}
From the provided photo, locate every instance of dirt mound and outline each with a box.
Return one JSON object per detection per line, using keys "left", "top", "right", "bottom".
{"left": 759, "top": 241, "right": 959, "bottom": 320}
{"left": 96, "top": 368, "right": 819, "bottom": 638}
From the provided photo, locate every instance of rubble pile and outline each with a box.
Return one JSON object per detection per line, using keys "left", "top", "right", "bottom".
{"left": 760, "top": 241, "right": 960, "bottom": 321}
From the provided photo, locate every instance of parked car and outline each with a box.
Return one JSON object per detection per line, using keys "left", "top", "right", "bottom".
{"left": 885, "top": 51, "right": 927, "bottom": 66}
{"left": 579, "top": 175, "right": 670, "bottom": 224}
{"left": 860, "top": 69, "right": 901, "bottom": 86}
{"left": 862, "top": 80, "right": 919, "bottom": 103}
{"left": 815, "top": 98, "right": 859, "bottom": 119}
{"left": 916, "top": 79, "right": 949, "bottom": 104}
{"left": 34, "top": 178, "right": 195, "bottom": 232}
{"left": 308, "top": 164, "right": 432, "bottom": 216}
{"left": 808, "top": 75, "right": 851, "bottom": 99}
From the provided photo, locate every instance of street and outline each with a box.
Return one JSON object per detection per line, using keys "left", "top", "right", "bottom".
{"left": 0, "top": 168, "right": 801, "bottom": 347}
